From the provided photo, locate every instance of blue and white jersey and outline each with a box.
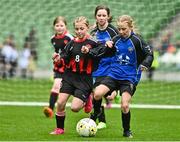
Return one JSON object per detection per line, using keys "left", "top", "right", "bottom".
{"left": 91, "top": 24, "right": 119, "bottom": 77}
{"left": 108, "top": 32, "right": 153, "bottom": 84}
{"left": 95, "top": 30, "right": 112, "bottom": 44}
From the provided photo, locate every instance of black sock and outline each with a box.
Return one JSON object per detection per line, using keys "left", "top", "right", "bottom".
{"left": 56, "top": 114, "right": 65, "bottom": 129}
{"left": 104, "top": 97, "right": 110, "bottom": 105}
{"left": 49, "top": 92, "right": 58, "bottom": 110}
{"left": 90, "top": 98, "right": 102, "bottom": 121}
{"left": 98, "top": 106, "right": 106, "bottom": 123}
{"left": 93, "top": 98, "right": 102, "bottom": 114}
{"left": 121, "top": 111, "right": 131, "bottom": 132}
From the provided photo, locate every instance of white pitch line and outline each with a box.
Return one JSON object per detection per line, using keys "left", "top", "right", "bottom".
{"left": 0, "top": 101, "right": 180, "bottom": 109}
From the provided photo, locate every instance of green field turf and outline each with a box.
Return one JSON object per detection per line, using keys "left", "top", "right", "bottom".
{"left": 0, "top": 79, "right": 180, "bottom": 141}
{"left": 0, "top": 106, "right": 180, "bottom": 141}
{"left": 0, "top": 79, "right": 180, "bottom": 105}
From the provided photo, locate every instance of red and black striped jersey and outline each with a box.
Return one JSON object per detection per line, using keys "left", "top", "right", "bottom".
{"left": 51, "top": 31, "right": 73, "bottom": 53}
{"left": 61, "top": 35, "right": 100, "bottom": 75}
{"left": 51, "top": 31, "right": 73, "bottom": 73}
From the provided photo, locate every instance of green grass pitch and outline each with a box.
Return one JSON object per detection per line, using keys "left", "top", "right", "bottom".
{"left": 0, "top": 106, "right": 180, "bottom": 141}
{"left": 0, "top": 79, "right": 180, "bottom": 141}
{"left": 0, "top": 79, "right": 180, "bottom": 105}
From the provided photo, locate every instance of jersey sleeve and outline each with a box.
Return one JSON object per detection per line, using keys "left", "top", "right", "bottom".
{"left": 88, "top": 45, "right": 107, "bottom": 58}
{"left": 51, "top": 36, "right": 59, "bottom": 53}
{"left": 139, "top": 36, "right": 154, "bottom": 69}
{"left": 60, "top": 40, "right": 73, "bottom": 64}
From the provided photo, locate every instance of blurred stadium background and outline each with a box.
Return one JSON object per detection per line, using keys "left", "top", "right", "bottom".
{"left": 0, "top": 0, "right": 180, "bottom": 104}
{"left": 0, "top": 0, "right": 180, "bottom": 141}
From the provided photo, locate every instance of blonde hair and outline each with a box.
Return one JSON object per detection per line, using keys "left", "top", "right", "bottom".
{"left": 73, "top": 16, "right": 89, "bottom": 28}
{"left": 117, "top": 15, "right": 138, "bottom": 34}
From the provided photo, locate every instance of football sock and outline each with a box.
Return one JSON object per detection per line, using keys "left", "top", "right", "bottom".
{"left": 104, "top": 97, "right": 110, "bottom": 105}
{"left": 98, "top": 106, "right": 106, "bottom": 123}
{"left": 49, "top": 92, "right": 58, "bottom": 110}
{"left": 56, "top": 114, "right": 65, "bottom": 129}
{"left": 93, "top": 98, "right": 102, "bottom": 114}
{"left": 121, "top": 110, "right": 131, "bottom": 132}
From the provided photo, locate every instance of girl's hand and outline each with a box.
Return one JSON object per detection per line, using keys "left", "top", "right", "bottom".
{"left": 140, "top": 64, "right": 148, "bottom": 71}
{"left": 52, "top": 53, "right": 60, "bottom": 63}
{"left": 105, "top": 41, "right": 113, "bottom": 48}
{"left": 81, "top": 46, "right": 90, "bottom": 54}
{"left": 52, "top": 53, "right": 59, "bottom": 59}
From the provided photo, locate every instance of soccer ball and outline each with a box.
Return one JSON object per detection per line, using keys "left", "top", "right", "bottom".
{"left": 76, "top": 118, "right": 97, "bottom": 137}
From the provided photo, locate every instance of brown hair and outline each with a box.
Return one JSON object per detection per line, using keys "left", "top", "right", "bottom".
{"left": 94, "top": 5, "right": 113, "bottom": 23}
{"left": 53, "top": 16, "right": 67, "bottom": 26}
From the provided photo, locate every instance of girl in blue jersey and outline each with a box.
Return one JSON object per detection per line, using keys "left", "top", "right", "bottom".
{"left": 90, "top": 5, "right": 119, "bottom": 129}
{"left": 93, "top": 15, "right": 154, "bottom": 138}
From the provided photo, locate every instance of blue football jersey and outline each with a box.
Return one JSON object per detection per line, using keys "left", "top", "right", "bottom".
{"left": 91, "top": 24, "right": 118, "bottom": 77}
{"left": 108, "top": 32, "right": 153, "bottom": 84}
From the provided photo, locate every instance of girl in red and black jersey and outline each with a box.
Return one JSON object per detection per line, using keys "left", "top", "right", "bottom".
{"left": 50, "top": 16, "right": 104, "bottom": 135}
{"left": 43, "top": 16, "right": 73, "bottom": 118}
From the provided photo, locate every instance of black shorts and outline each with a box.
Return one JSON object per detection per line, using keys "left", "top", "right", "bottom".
{"left": 100, "top": 76, "right": 136, "bottom": 96}
{"left": 54, "top": 71, "right": 63, "bottom": 79}
{"left": 60, "top": 70, "right": 93, "bottom": 102}
{"left": 94, "top": 76, "right": 115, "bottom": 97}
{"left": 93, "top": 76, "right": 106, "bottom": 88}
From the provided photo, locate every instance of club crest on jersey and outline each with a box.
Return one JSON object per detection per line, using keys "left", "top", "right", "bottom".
{"left": 128, "top": 46, "right": 134, "bottom": 53}
{"left": 64, "top": 40, "right": 68, "bottom": 44}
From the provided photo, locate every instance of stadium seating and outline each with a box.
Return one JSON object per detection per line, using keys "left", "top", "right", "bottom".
{"left": 0, "top": 0, "right": 179, "bottom": 69}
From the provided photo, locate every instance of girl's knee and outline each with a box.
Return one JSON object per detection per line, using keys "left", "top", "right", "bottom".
{"left": 71, "top": 106, "right": 80, "bottom": 112}
{"left": 94, "top": 94, "right": 102, "bottom": 100}
{"left": 71, "top": 103, "right": 81, "bottom": 112}
{"left": 121, "top": 103, "right": 129, "bottom": 113}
